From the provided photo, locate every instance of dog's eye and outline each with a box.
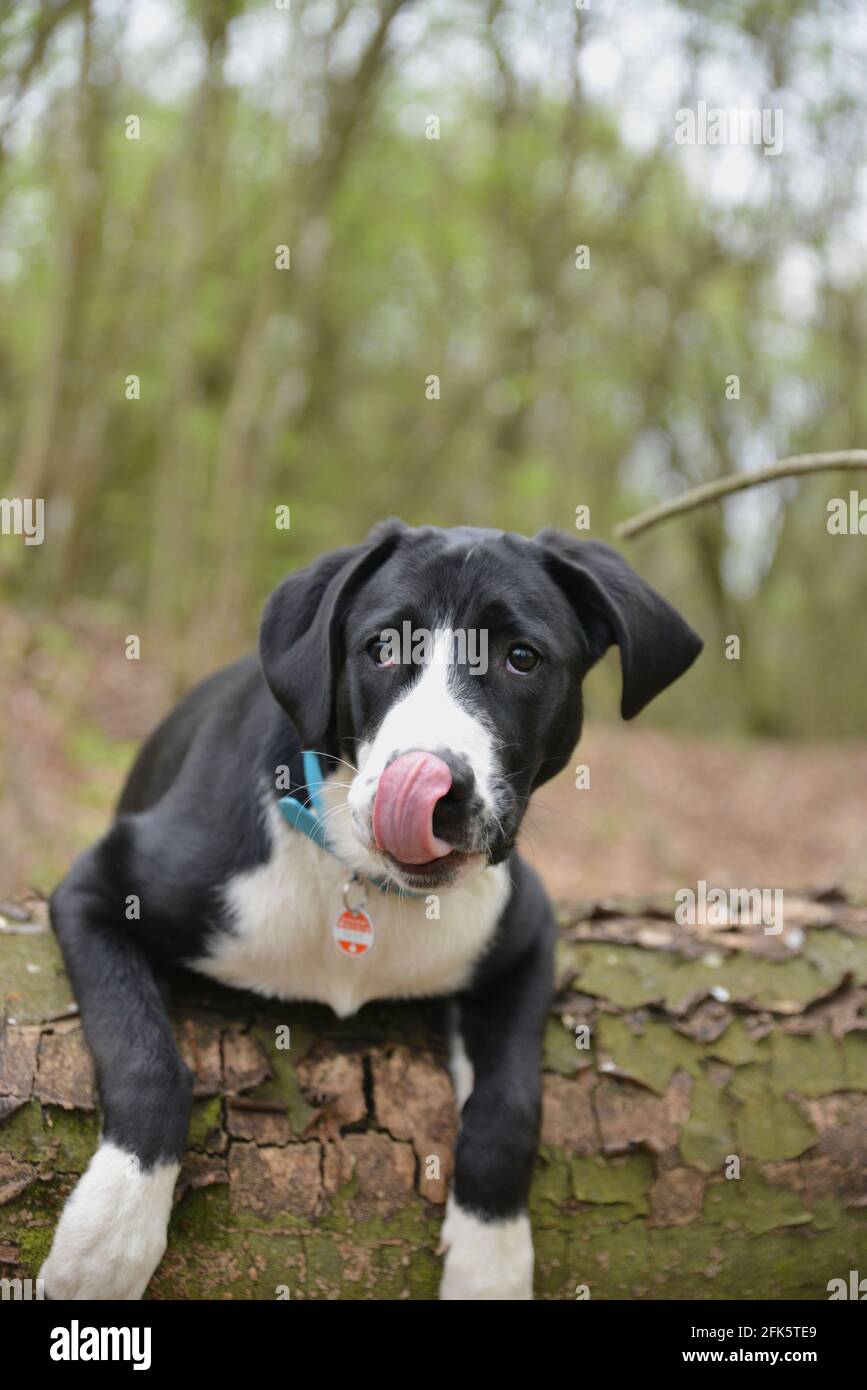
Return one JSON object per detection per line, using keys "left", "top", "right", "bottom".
{"left": 506, "top": 643, "right": 541, "bottom": 675}
{"left": 367, "top": 638, "right": 396, "bottom": 668}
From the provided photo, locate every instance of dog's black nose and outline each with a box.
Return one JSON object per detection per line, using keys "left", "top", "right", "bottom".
{"left": 430, "top": 751, "right": 476, "bottom": 842}
{"left": 437, "top": 752, "right": 475, "bottom": 804}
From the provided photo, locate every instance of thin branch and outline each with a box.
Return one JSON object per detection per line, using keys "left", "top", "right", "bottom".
{"left": 614, "top": 451, "right": 867, "bottom": 539}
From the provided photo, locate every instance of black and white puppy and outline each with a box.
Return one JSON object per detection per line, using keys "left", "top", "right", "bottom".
{"left": 40, "top": 520, "right": 701, "bottom": 1301}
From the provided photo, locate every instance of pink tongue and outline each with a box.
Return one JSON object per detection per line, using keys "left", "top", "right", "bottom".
{"left": 372, "top": 752, "right": 454, "bottom": 865}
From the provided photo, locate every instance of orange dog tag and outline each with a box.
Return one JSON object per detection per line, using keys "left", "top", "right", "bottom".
{"left": 333, "top": 908, "right": 375, "bottom": 957}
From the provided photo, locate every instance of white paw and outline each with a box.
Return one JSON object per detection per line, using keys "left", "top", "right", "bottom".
{"left": 438, "top": 1195, "right": 534, "bottom": 1300}
{"left": 40, "top": 1141, "right": 179, "bottom": 1300}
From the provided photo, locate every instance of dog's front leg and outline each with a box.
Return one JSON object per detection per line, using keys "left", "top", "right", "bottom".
{"left": 39, "top": 847, "right": 193, "bottom": 1300}
{"left": 440, "top": 935, "right": 552, "bottom": 1301}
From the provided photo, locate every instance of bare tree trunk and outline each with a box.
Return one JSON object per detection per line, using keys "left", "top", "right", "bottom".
{"left": 12, "top": 2, "right": 103, "bottom": 515}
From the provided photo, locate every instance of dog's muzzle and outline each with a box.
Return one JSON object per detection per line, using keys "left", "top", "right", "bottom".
{"left": 372, "top": 751, "right": 456, "bottom": 865}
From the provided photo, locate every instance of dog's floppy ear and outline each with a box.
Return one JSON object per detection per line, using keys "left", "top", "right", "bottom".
{"left": 534, "top": 529, "right": 703, "bottom": 719}
{"left": 260, "top": 520, "right": 406, "bottom": 747}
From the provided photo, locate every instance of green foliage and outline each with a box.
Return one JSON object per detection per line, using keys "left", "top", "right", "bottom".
{"left": 0, "top": 0, "right": 865, "bottom": 732}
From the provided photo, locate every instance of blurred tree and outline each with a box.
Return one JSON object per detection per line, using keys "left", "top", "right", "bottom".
{"left": 0, "top": 0, "right": 865, "bottom": 731}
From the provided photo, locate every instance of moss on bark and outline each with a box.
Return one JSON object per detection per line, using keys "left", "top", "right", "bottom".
{"left": 2, "top": 887, "right": 867, "bottom": 1299}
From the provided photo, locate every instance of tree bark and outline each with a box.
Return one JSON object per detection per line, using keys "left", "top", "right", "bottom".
{"left": 2, "top": 885, "right": 866, "bottom": 1300}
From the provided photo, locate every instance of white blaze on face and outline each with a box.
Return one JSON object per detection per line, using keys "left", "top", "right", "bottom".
{"left": 348, "top": 627, "right": 498, "bottom": 838}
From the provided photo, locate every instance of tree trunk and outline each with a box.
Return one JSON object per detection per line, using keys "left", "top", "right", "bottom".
{"left": 2, "top": 886, "right": 866, "bottom": 1300}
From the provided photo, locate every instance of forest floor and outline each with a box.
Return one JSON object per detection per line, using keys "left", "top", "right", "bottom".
{"left": 1, "top": 601, "right": 866, "bottom": 901}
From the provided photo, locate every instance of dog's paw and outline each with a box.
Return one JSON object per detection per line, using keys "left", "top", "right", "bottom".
{"left": 438, "top": 1195, "right": 534, "bottom": 1300}
{"left": 40, "top": 1141, "right": 179, "bottom": 1301}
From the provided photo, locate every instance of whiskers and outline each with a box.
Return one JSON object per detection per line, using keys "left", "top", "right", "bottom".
{"left": 307, "top": 749, "right": 360, "bottom": 778}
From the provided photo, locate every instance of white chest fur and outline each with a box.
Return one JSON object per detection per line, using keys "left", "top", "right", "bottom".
{"left": 192, "top": 801, "right": 510, "bottom": 1019}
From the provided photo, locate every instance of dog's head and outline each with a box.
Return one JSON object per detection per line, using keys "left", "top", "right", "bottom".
{"left": 260, "top": 520, "right": 702, "bottom": 891}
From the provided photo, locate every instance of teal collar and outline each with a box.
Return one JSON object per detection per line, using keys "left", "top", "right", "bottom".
{"left": 277, "top": 749, "right": 334, "bottom": 849}
{"left": 277, "top": 750, "right": 421, "bottom": 897}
